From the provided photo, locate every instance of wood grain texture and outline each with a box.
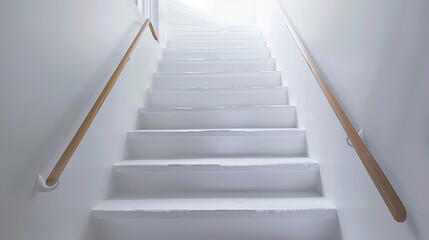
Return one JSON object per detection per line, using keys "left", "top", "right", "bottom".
{"left": 275, "top": 0, "right": 406, "bottom": 222}
{"left": 45, "top": 19, "right": 158, "bottom": 187}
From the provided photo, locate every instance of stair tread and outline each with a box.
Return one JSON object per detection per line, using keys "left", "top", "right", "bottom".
{"left": 160, "top": 58, "right": 275, "bottom": 62}
{"left": 114, "top": 157, "right": 318, "bottom": 170}
{"left": 168, "top": 37, "right": 263, "bottom": 40}
{"left": 168, "top": 38, "right": 265, "bottom": 41}
{"left": 147, "top": 86, "right": 287, "bottom": 92}
{"left": 164, "top": 47, "right": 270, "bottom": 51}
{"left": 128, "top": 128, "right": 304, "bottom": 137}
{"left": 92, "top": 196, "right": 336, "bottom": 218}
{"left": 154, "top": 71, "right": 281, "bottom": 76}
{"left": 140, "top": 105, "right": 295, "bottom": 112}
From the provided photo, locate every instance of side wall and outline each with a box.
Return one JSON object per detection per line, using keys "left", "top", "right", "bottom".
{"left": 257, "top": 0, "right": 429, "bottom": 239}
{"left": 0, "top": 1, "right": 161, "bottom": 239}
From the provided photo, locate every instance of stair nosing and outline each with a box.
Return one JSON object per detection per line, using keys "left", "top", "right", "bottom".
{"left": 139, "top": 105, "right": 295, "bottom": 113}
{"left": 127, "top": 128, "right": 305, "bottom": 138}
{"left": 153, "top": 71, "right": 281, "bottom": 76}
{"left": 164, "top": 47, "right": 270, "bottom": 51}
{"left": 114, "top": 157, "right": 318, "bottom": 172}
{"left": 92, "top": 197, "right": 337, "bottom": 219}
{"left": 146, "top": 86, "right": 287, "bottom": 92}
{"left": 159, "top": 58, "right": 276, "bottom": 62}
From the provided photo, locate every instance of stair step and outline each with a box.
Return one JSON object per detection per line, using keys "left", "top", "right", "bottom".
{"left": 168, "top": 29, "right": 261, "bottom": 35}
{"left": 159, "top": 58, "right": 276, "bottom": 72}
{"left": 127, "top": 128, "right": 306, "bottom": 159}
{"left": 146, "top": 87, "right": 288, "bottom": 107}
{"left": 168, "top": 31, "right": 262, "bottom": 40}
{"left": 167, "top": 39, "right": 266, "bottom": 48}
{"left": 92, "top": 197, "right": 339, "bottom": 240}
{"left": 167, "top": 26, "right": 260, "bottom": 33}
{"left": 153, "top": 71, "right": 281, "bottom": 88}
{"left": 166, "top": 21, "right": 227, "bottom": 27}
{"left": 112, "top": 158, "right": 319, "bottom": 197}
{"left": 91, "top": 196, "right": 340, "bottom": 240}
{"left": 166, "top": 15, "right": 225, "bottom": 23}
{"left": 114, "top": 157, "right": 318, "bottom": 172}
{"left": 139, "top": 105, "right": 296, "bottom": 129}
{"left": 92, "top": 196, "right": 336, "bottom": 219}
{"left": 163, "top": 47, "right": 271, "bottom": 59}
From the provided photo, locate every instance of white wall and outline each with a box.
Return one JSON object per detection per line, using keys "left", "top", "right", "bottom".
{"left": 0, "top": 0, "right": 161, "bottom": 239}
{"left": 258, "top": 0, "right": 429, "bottom": 239}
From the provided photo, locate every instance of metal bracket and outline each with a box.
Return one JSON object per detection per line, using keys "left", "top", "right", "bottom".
{"left": 36, "top": 175, "right": 59, "bottom": 192}
{"left": 346, "top": 129, "right": 367, "bottom": 148}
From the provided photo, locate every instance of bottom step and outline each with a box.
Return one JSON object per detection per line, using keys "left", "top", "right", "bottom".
{"left": 92, "top": 197, "right": 340, "bottom": 240}
{"left": 92, "top": 197, "right": 336, "bottom": 219}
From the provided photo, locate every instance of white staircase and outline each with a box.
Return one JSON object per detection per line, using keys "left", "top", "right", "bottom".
{"left": 92, "top": 2, "right": 341, "bottom": 240}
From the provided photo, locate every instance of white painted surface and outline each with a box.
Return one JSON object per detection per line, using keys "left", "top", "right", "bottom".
{"left": 257, "top": 0, "right": 429, "bottom": 239}
{"left": 159, "top": 58, "right": 275, "bottom": 72}
{"left": 91, "top": 3, "right": 340, "bottom": 238}
{"left": 167, "top": 26, "right": 260, "bottom": 32}
{"left": 114, "top": 157, "right": 318, "bottom": 171}
{"left": 167, "top": 39, "right": 267, "bottom": 48}
{"left": 0, "top": 0, "right": 161, "bottom": 239}
{"left": 127, "top": 128, "right": 307, "bottom": 158}
{"left": 139, "top": 105, "right": 297, "bottom": 129}
{"left": 112, "top": 158, "right": 320, "bottom": 197}
{"left": 146, "top": 87, "right": 289, "bottom": 107}
{"left": 168, "top": 31, "right": 262, "bottom": 39}
{"left": 153, "top": 71, "right": 281, "bottom": 88}
{"left": 162, "top": 47, "right": 271, "bottom": 59}
{"left": 94, "top": 217, "right": 340, "bottom": 240}
{"left": 113, "top": 176, "right": 321, "bottom": 198}
{"left": 92, "top": 196, "right": 339, "bottom": 240}
{"left": 92, "top": 197, "right": 336, "bottom": 218}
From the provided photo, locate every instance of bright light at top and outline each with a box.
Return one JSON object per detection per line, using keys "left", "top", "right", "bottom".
{"left": 178, "top": 0, "right": 214, "bottom": 11}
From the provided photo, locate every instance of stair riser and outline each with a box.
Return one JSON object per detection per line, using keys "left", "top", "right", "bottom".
{"left": 166, "top": 21, "right": 226, "bottom": 27}
{"left": 146, "top": 89, "right": 289, "bottom": 107}
{"left": 153, "top": 78, "right": 280, "bottom": 88}
{"left": 159, "top": 62, "right": 275, "bottom": 72}
{"left": 127, "top": 133, "right": 306, "bottom": 159}
{"left": 163, "top": 49, "right": 271, "bottom": 59}
{"left": 168, "top": 32, "right": 262, "bottom": 39}
{"left": 167, "top": 21, "right": 259, "bottom": 28}
{"left": 153, "top": 71, "right": 281, "bottom": 88}
{"left": 168, "top": 29, "right": 260, "bottom": 34}
{"left": 166, "top": 15, "right": 221, "bottom": 22}
{"left": 153, "top": 74, "right": 280, "bottom": 88}
{"left": 167, "top": 41, "right": 266, "bottom": 48}
{"left": 139, "top": 109, "right": 296, "bottom": 129}
{"left": 167, "top": 23, "right": 260, "bottom": 30}
{"left": 112, "top": 170, "right": 319, "bottom": 198}
{"left": 93, "top": 218, "right": 341, "bottom": 240}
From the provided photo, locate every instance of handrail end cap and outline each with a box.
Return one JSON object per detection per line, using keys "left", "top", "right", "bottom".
{"left": 36, "top": 175, "right": 59, "bottom": 192}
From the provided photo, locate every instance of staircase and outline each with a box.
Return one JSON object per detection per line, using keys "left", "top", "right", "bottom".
{"left": 91, "top": 2, "right": 341, "bottom": 240}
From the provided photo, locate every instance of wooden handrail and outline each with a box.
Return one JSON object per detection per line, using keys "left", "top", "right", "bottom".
{"left": 275, "top": 1, "right": 406, "bottom": 222}
{"left": 45, "top": 19, "right": 158, "bottom": 187}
